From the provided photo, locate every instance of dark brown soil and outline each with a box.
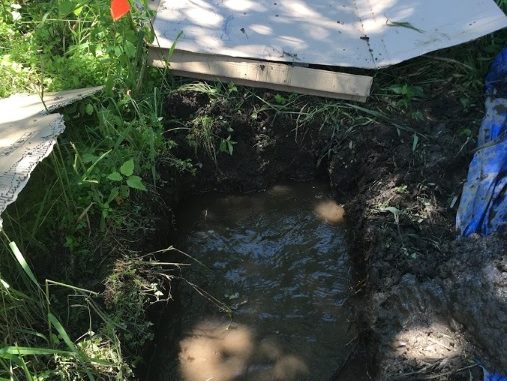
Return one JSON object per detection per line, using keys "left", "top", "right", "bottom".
{"left": 161, "top": 87, "right": 507, "bottom": 380}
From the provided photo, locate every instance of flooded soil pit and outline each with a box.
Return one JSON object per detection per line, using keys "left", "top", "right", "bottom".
{"left": 148, "top": 183, "right": 368, "bottom": 380}
{"left": 151, "top": 86, "right": 507, "bottom": 381}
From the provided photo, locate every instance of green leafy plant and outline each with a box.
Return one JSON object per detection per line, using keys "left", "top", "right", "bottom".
{"left": 274, "top": 93, "right": 288, "bottom": 105}
{"left": 387, "top": 83, "right": 424, "bottom": 107}
{"left": 219, "top": 135, "right": 237, "bottom": 155}
{"left": 188, "top": 116, "right": 237, "bottom": 161}
{"left": 108, "top": 159, "right": 147, "bottom": 191}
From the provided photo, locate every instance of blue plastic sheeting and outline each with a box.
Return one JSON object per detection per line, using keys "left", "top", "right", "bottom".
{"left": 484, "top": 368, "right": 507, "bottom": 381}
{"left": 455, "top": 48, "right": 507, "bottom": 381}
{"left": 456, "top": 47, "right": 507, "bottom": 237}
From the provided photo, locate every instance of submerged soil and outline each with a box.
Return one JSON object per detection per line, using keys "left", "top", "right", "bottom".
{"left": 156, "top": 87, "right": 507, "bottom": 380}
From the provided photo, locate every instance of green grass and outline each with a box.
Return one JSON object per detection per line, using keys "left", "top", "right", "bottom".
{"left": 0, "top": 234, "right": 132, "bottom": 380}
{"left": 0, "top": 0, "right": 190, "bottom": 379}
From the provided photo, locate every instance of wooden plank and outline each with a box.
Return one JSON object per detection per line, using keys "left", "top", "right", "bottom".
{"left": 148, "top": 48, "right": 372, "bottom": 102}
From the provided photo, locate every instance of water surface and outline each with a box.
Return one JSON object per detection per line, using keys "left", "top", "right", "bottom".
{"left": 149, "top": 183, "right": 363, "bottom": 381}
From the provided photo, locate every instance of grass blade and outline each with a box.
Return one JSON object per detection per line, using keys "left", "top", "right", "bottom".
{"left": 0, "top": 347, "right": 72, "bottom": 357}
{"left": 8, "top": 242, "right": 39, "bottom": 288}
{"left": 17, "top": 356, "right": 34, "bottom": 381}
{"left": 48, "top": 313, "right": 95, "bottom": 381}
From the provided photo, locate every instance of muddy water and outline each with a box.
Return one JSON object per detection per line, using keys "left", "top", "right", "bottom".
{"left": 148, "top": 183, "right": 366, "bottom": 381}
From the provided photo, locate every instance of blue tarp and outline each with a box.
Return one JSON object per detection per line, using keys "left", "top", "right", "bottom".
{"left": 485, "top": 368, "right": 507, "bottom": 381}
{"left": 456, "top": 47, "right": 507, "bottom": 381}
{"left": 456, "top": 47, "right": 507, "bottom": 237}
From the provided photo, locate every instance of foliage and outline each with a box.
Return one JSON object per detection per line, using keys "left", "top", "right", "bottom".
{"left": 0, "top": 236, "right": 133, "bottom": 380}
{"left": 0, "top": 0, "right": 191, "bottom": 260}
{"left": 386, "top": 83, "right": 424, "bottom": 107}
{"left": 0, "top": 0, "right": 159, "bottom": 96}
{"left": 103, "top": 250, "right": 181, "bottom": 360}
{"left": 0, "top": 0, "right": 191, "bottom": 379}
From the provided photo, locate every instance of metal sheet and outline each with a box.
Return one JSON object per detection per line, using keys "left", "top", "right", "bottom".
{"left": 152, "top": 0, "right": 507, "bottom": 68}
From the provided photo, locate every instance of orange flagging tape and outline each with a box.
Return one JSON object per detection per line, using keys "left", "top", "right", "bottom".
{"left": 111, "top": 0, "right": 131, "bottom": 21}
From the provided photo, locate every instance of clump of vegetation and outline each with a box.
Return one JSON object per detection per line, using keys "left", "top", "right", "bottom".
{"left": 0, "top": 233, "right": 134, "bottom": 380}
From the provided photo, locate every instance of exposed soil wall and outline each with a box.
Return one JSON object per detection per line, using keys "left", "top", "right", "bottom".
{"left": 161, "top": 89, "right": 507, "bottom": 380}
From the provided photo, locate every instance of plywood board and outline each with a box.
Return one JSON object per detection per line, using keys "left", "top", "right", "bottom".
{"left": 148, "top": 48, "right": 372, "bottom": 101}
{"left": 151, "top": 0, "right": 507, "bottom": 69}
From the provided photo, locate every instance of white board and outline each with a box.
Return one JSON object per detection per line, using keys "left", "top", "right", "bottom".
{"left": 152, "top": 0, "right": 507, "bottom": 68}
{"left": 0, "top": 87, "right": 102, "bottom": 227}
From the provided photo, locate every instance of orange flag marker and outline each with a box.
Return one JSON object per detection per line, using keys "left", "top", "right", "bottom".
{"left": 111, "top": 0, "right": 131, "bottom": 21}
